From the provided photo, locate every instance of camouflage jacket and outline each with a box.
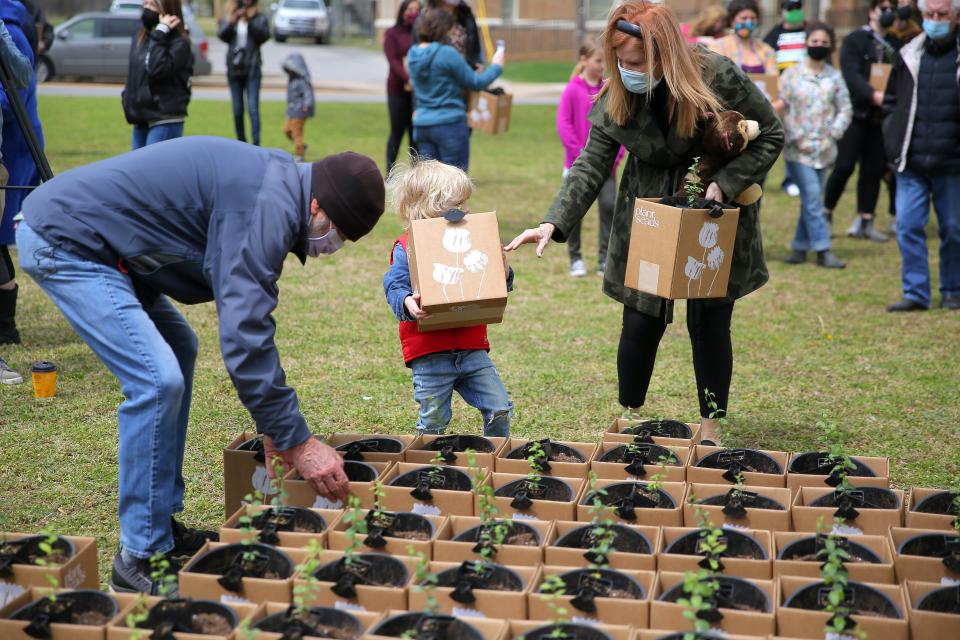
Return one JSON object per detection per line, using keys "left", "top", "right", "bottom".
{"left": 543, "top": 51, "right": 785, "bottom": 322}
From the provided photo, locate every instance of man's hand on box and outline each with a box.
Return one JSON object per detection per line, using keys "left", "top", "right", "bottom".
{"left": 266, "top": 434, "right": 349, "bottom": 500}
{"left": 504, "top": 222, "right": 555, "bottom": 257}
{"left": 705, "top": 182, "right": 725, "bottom": 203}
{"left": 404, "top": 293, "right": 430, "bottom": 320}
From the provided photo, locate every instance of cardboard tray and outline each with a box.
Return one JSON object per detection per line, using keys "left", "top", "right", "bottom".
{"left": 686, "top": 446, "right": 789, "bottom": 488}
{"left": 603, "top": 418, "right": 702, "bottom": 448}
{"left": 326, "top": 433, "right": 416, "bottom": 464}
{"left": 544, "top": 521, "right": 660, "bottom": 572}
{"left": 224, "top": 431, "right": 274, "bottom": 520}
{"left": 407, "top": 562, "right": 540, "bottom": 619}
{"left": 494, "top": 439, "right": 599, "bottom": 478}
{"left": 791, "top": 486, "right": 904, "bottom": 535}
{"left": 576, "top": 479, "right": 687, "bottom": 527}
{"left": 527, "top": 567, "right": 655, "bottom": 627}
{"left": 326, "top": 511, "right": 450, "bottom": 559}
{"left": 381, "top": 463, "right": 487, "bottom": 517}
{"left": 432, "top": 516, "right": 553, "bottom": 566}
{"left": 773, "top": 531, "right": 896, "bottom": 583}
{"left": 107, "top": 595, "right": 258, "bottom": 639}
{"left": 0, "top": 588, "right": 139, "bottom": 640}
{"left": 219, "top": 505, "right": 341, "bottom": 548}
{"left": 0, "top": 532, "right": 99, "bottom": 594}
{"left": 486, "top": 473, "right": 586, "bottom": 523}
{"left": 507, "top": 620, "right": 634, "bottom": 640}
{"left": 657, "top": 526, "right": 773, "bottom": 579}
{"left": 785, "top": 453, "right": 890, "bottom": 496}
{"left": 684, "top": 483, "right": 793, "bottom": 531}
{"left": 590, "top": 443, "right": 691, "bottom": 483}
{"left": 179, "top": 542, "right": 307, "bottom": 605}
{"left": 905, "top": 580, "right": 960, "bottom": 640}
{"left": 365, "top": 611, "right": 509, "bottom": 639}
{"left": 402, "top": 435, "right": 509, "bottom": 469}
{"left": 292, "top": 550, "right": 419, "bottom": 613}
{"left": 889, "top": 526, "right": 960, "bottom": 583}
{"left": 649, "top": 571, "right": 776, "bottom": 636}
{"left": 906, "top": 487, "right": 959, "bottom": 531}
{"left": 286, "top": 461, "right": 395, "bottom": 511}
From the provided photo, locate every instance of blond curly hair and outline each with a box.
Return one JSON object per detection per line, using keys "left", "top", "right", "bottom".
{"left": 386, "top": 159, "right": 474, "bottom": 229}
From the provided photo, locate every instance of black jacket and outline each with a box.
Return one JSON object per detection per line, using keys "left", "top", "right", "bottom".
{"left": 840, "top": 26, "right": 898, "bottom": 121}
{"left": 218, "top": 13, "right": 270, "bottom": 78}
{"left": 883, "top": 32, "right": 960, "bottom": 172}
{"left": 122, "top": 26, "right": 193, "bottom": 126}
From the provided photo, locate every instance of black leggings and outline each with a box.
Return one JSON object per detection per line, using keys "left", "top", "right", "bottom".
{"left": 823, "top": 118, "right": 886, "bottom": 215}
{"left": 618, "top": 300, "right": 734, "bottom": 418}
{"left": 0, "top": 245, "right": 14, "bottom": 285}
{"left": 386, "top": 92, "right": 416, "bottom": 168}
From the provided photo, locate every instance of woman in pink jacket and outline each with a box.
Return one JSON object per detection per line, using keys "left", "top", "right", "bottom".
{"left": 557, "top": 39, "right": 623, "bottom": 278}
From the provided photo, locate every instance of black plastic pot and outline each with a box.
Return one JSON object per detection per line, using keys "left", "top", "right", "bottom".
{"left": 253, "top": 605, "right": 363, "bottom": 639}
{"left": 433, "top": 561, "right": 524, "bottom": 604}
{"left": 622, "top": 419, "right": 693, "bottom": 441}
{"left": 135, "top": 599, "right": 238, "bottom": 636}
{"left": 391, "top": 466, "right": 473, "bottom": 501}
{"left": 696, "top": 489, "right": 786, "bottom": 517}
{"left": 522, "top": 623, "right": 614, "bottom": 640}
{"left": 453, "top": 520, "right": 542, "bottom": 546}
{"left": 666, "top": 528, "right": 767, "bottom": 560}
{"left": 598, "top": 443, "right": 681, "bottom": 477}
{"left": 809, "top": 487, "right": 900, "bottom": 518}
{"left": 363, "top": 511, "right": 435, "bottom": 548}
{"left": 917, "top": 585, "right": 960, "bottom": 614}
{"left": 9, "top": 590, "right": 119, "bottom": 635}
{"left": 294, "top": 460, "right": 379, "bottom": 483}
{"left": 504, "top": 439, "right": 587, "bottom": 467}
{"left": 652, "top": 633, "right": 729, "bottom": 640}
{"left": 186, "top": 543, "right": 295, "bottom": 593}
{"left": 549, "top": 568, "right": 645, "bottom": 614}
{"left": 777, "top": 534, "right": 882, "bottom": 564}
{"left": 580, "top": 482, "right": 675, "bottom": 522}
{"left": 495, "top": 476, "right": 573, "bottom": 509}
{"left": 421, "top": 435, "right": 496, "bottom": 462}
{"left": 897, "top": 533, "right": 960, "bottom": 572}
{"left": 695, "top": 448, "right": 783, "bottom": 478}
{"left": 0, "top": 535, "right": 75, "bottom": 577}
{"left": 788, "top": 452, "right": 878, "bottom": 478}
{"left": 313, "top": 553, "right": 409, "bottom": 599}
{"left": 227, "top": 506, "right": 327, "bottom": 545}
{"left": 784, "top": 580, "right": 902, "bottom": 618}
{"left": 370, "top": 612, "right": 484, "bottom": 640}
{"left": 912, "top": 490, "right": 960, "bottom": 516}
{"left": 660, "top": 575, "right": 771, "bottom": 613}
{"left": 553, "top": 523, "right": 652, "bottom": 556}
{"left": 336, "top": 437, "right": 405, "bottom": 461}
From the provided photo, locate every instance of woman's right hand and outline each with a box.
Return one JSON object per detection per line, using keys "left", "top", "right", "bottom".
{"left": 404, "top": 293, "right": 429, "bottom": 320}
{"left": 505, "top": 222, "right": 555, "bottom": 257}
{"left": 160, "top": 14, "right": 181, "bottom": 30}
{"left": 492, "top": 48, "right": 505, "bottom": 67}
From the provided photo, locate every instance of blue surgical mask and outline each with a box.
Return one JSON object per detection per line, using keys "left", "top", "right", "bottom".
{"left": 734, "top": 21, "right": 756, "bottom": 37}
{"left": 618, "top": 62, "right": 661, "bottom": 94}
{"left": 308, "top": 225, "right": 344, "bottom": 256}
{"left": 923, "top": 19, "right": 952, "bottom": 40}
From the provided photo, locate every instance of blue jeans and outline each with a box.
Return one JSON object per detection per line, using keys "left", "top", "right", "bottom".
{"left": 413, "top": 120, "right": 470, "bottom": 171}
{"left": 131, "top": 122, "right": 185, "bottom": 150}
{"left": 228, "top": 68, "right": 262, "bottom": 145}
{"left": 411, "top": 349, "right": 511, "bottom": 436}
{"left": 895, "top": 168, "right": 960, "bottom": 306}
{"left": 17, "top": 222, "right": 197, "bottom": 558}
{"left": 787, "top": 161, "right": 832, "bottom": 253}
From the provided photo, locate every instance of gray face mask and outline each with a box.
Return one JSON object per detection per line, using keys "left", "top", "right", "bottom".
{"left": 308, "top": 225, "right": 344, "bottom": 256}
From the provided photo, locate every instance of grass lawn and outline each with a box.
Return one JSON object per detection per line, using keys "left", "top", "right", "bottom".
{"left": 1, "top": 96, "right": 957, "bottom": 582}
{"left": 501, "top": 60, "right": 574, "bottom": 84}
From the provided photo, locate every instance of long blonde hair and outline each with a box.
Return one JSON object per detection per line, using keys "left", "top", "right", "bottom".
{"left": 690, "top": 4, "right": 727, "bottom": 38}
{"left": 600, "top": 0, "right": 722, "bottom": 139}
{"left": 570, "top": 38, "right": 600, "bottom": 81}
{"left": 386, "top": 159, "right": 474, "bottom": 229}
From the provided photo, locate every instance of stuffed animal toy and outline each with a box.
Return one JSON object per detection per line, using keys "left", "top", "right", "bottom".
{"left": 674, "top": 110, "right": 762, "bottom": 206}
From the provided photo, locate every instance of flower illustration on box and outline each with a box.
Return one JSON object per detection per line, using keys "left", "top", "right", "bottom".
{"left": 433, "top": 227, "right": 490, "bottom": 302}
{"left": 687, "top": 220, "right": 727, "bottom": 297}
{"left": 463, "top": 249, "right": 490, "bottom": 299}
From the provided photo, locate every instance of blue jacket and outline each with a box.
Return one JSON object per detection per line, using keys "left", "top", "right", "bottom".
{"left": 406, "top": 43, "right": 501, "bottom": 126}
{"left": 22, "top": 136, "right": 313, "bottom": 450}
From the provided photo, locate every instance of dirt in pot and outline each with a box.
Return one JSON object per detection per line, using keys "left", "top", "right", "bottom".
{"left": 186, "top": 543, "right": 295, "bottom": 593}
{"left": 599, "top": 443, "right": 681, "bottom": 466}
{"left": 422, "top": 434, "right": 496, "bottom": 454}
{"left": 9, "top": 590, "right": 119, "bottom": 630}
{"left": 504, "top": 439, "right": 587, "bottom": 464}
{"left": 553, "top": 523, "right": 652, "bottom": 555}
{"left": 552, "top": 568, "right": 646, "bottom": 600}
{"left": 434, "top": 561, "right": 525, "bottom": 598}
{"left": 0, "top": 535, "right": 75, "bottom": 571}
{"left": 134, "top": 599, "right": 238, "bottom": 636}
{"left": 370, "top": 612, "right": 484, "bottom": 640}
{"left": 253, "top": 605, "right": 364, "bottom": 639}
{"left": 917, "top": 585, "right": 960, "bottom": 614}
{"left": 336, "top": 437, "right": 405, "bottom": 461}
{"left": 313, "top": 553, "right": 409, "bottom": 588}
{"left": 809, "top": 487, "right": 900, "bottom": 510}
{"left": 622, "top": 419, "right": 693, "bottom": 440}
{"left": 523, "top": 622, "right": 614, "bottom": 640}
{"left": 453, "top": 520, "right": 542, "bottom": 546}
{"left": 897, "top": 533, "right": 960, "bottom": 560}
{"left": 695, "top": 448, "right": 783, "bottom": 475}
{"left": 390, "top": 466, "right": 474, "bottom": 496}
{"left": 912, "top": 490, "right": 960, "bottom": 516}
{"left": 784, "top": 580, "right": 902, "bottom": 618}
{"left": 666, "top": 528, "right": 767, "bottom": 560}
{"left": 495, "top": 476, "right": 574, "bottom": 504}
{"left": 660, "top": 576, "right": 771, "bottom": 613}
{"left": 777, "top": 534, "right": 882, "bottom": 563}
{"left": 697, "top": 489, "right": 786, "bottom": 511}
{"left": 363, "top": 511, "right": 435, "bottom": 547}
{"left": 234, "top": 506, "right": 327, "bottom": 536}
{"left": 788, "top": 452, "right": 877, "bottom": 477}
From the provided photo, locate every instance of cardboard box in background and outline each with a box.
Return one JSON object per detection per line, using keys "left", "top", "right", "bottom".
{"left": 467, "top": 90, "right": 512, "bottom": 135}
{"left": 0, "top": 589, "right": 139, "bottom": 640}
{"left": 577, "top": 479, "right": 686, "bottom": 526}
{"left": 327, "top": 511, "right": 450, "bottom": 559}
{"left": 545, "top": 521, "right": 660, "bottom": 572}
{"left": 0, "top": 533, "right": 99, "bottom": 599}
{"left": 624, "top": 198, "right": 740, "bottom": 300}
{"left": 508, "top": 620, "right": 634, "bottom": 640}
{"left": 407, "top": 211, "right": 509, "bottom": 332}
{"left": 870, "top": 62, "right": 893, "bottom": 92}
{"left": 240, "top": 601, "right": 384, "bottom": 640}
{"left": 657, "top": 526, "right": 773, "bottom": 579}
{"left": 178, "top": 542, "right": 304, "bottom": 605}
{"left": 381, "top": 462, "right": 486, "bottom": 517}
{"left": 527, "top": 567, "right": 655, "bottom": 627}
{"left": 686, "top": 446, "right": 789, "bottom": 488}
{"left": 293, "top": 551, "right": 418, "bottom": 613}
{"left": 403, "top": 434, "right": 508, "bottom": 469}
{"left": 603, "top": 418, "right": 702, "bottom": 447}
{"left": 683, "top": 483, "right": 792, "bottom": 531}
{"left": 590, "top": 442, "right": 690, "bottom": 483}
{"left": 773, "top": 531, "right": 896, "bottom": 583}
{"left": 494, "top": 439, "right": 598, "bottom": 478}
{"left": 906, "top": 487, "right": 959, "bottom": 530}
{"left": 487, "top": 473, "right": 584, "bottom": 522}
{"left": 408, "top": 562, "right": 539, "bottom": 619}
{"left": 107, "top": 595, "right": 257, "bottom": 640}
{"left": 650, "top": 571, "right": 777, "bottom": 636}
{"left": 905, "top": 580, "right": 960, "bottom": 640}
{"left": 432, "top": 516, "right": 553, "bottom": 566}
{"left": 785, "top": 453, "right": 890, "bottom": 496}
{"left": 327, "top": 433, "right": 416, "bottom": 464}
{"left": 220, "top": 505, "right": 341, "bottom": 548}
{"left": 224, "top": 431, "right": 275, "bottom": 520}
{"left": 748, "top": 73, "right": 779, "bottom": 102}
{"left": 791, "top": 486, "right": 904, "bottom": 535}
{"left": 889, "top": 526, "right": 960, "bottom": 583}
{"left": 368, "top": 611, "right": 509, "bottom": 640}
{"left": 285, "top": 460, "right": 394, "bottom": 510}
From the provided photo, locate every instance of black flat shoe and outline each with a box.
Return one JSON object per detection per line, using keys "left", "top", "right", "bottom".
{"left": 784, "top": 250, "right": 806, "bottom": 264}
{"left": 941, "top": 296, "right": 960, "bottom": 310}
{"left": 886, "top": 298, "right": 928, "bottom": 312}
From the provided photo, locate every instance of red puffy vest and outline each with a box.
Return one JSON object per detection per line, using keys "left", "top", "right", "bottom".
{"left": 391, "top": 234, "right": 490, "bottom": 365}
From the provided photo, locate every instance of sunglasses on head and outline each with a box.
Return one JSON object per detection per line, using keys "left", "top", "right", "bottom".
{"left": 616, "top": 19, "right": 644, "bottom": 39}
{"left": 784, "top": 0, "right": 803, "bottom": 10}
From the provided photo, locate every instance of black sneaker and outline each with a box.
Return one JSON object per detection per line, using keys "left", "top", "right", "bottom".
{"left": 171, "top": 517, "right": 218, "bottom": 559}
{"left": 110, "top": 550, "right": 181, "bottom": 595}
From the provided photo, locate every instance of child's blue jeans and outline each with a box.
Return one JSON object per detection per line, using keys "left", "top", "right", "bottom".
{"left": 411, "top": 349, "right": 511, "bottom": 437}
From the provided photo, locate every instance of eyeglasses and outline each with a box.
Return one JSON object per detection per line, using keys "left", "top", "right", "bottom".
{"left": 784, "top": 1, "right": 803, "bottom": 10}
{"left": 922, "top": 9, "right": 952, "bottom": 19}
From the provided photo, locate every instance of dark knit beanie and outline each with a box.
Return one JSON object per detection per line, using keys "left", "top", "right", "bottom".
{"left": 311, "top": 152, "right": 385, "bottom": 241}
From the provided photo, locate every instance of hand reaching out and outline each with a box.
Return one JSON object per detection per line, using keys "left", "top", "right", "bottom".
{"left": 264, "top": 434, "right": 349, "bottom": 501}
{"left": 504, "top": 222, "right": 555, "bottom": 257}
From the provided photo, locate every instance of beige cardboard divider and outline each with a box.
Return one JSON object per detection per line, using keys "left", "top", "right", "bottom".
{"left": 220, "top": 505, "right": 341, "bottom": 548}
{"left": 773, "top": 531, "right": 896, "bottom": 583}
{"left": 467, "top": 90, "right": 513, "bottom": 135}
{"left": 785, "top": 453, "right": 890, "bottom": 496}
{"left": 179, "top": 542, "right": 305, "bottom": 605}
{"left": 905, "top": 580, "right": 960, "bottom": 640}
{"left": 603, "top": 418, "right": 702, "bottom": 447}
{"left": 527, "top": 567, "right": 655, "bottom": 627}
{"left": 624, "top": 198, "right": 740, "bottom": 300}
{"left": 240, "top": 601, "right": 384, "bottom": 639}
{"left": 748, "top": 73, "right": 780, "bottom": 102}
{"left": 432, "top": 516, "right": 553, "bottom": 566}
{"left": 0, "top": 589, "right": 138, "bottom": 640}
{"left": 327, "top": 433, "right": 416, "bottom": 464}
{"left": 107, "top": 595, "right": 257, "bottom": 640}
{"left": 906, "top": 487, "right": 959, "bottom": 530}
{"left": 791, "top": 486, "right": 904, "bottom": 535}
{"left": 870, "top": 62, "right": 893, "bottom": 92}
{"left": 408, "top": 211, "right": 508, "bottom": 332}
{"left": 224, "top": 431, "right": 274, "bottom": 521}
{"left": 508, "top": 620, "right": 634, "bottom": 640}
{"left": 327, "top": 511, "right": 450, "bottom": 559}
{"left": 494, "top": 439, "right": 599, "bottom": 478}
{"left": 657, "top": 526, "right": 773, "bottom": 579}
{"left": 285, "top": 461, "right": 394, "bottom": 511}
{"left": 382, "top": 463, "right": 486, "bottom": 517}
{"left": 684, "top": 483, "right": 792, "bottom": 531}
{"left": 889, "top": 526, "right": 960, "bottom": 583}
{"left": 407, "top": 562, "right": 539, "bottom": 619}
{"left": 545, "top": 521, "right": 660, "bottom": 572}
{"left": 486, "top": 473, "right": 585, "bottom": 522}
{"left": 293, "top": 550, "right": 418, "bottom": 613}
{"left": 576, "top": 480, "right": 687, "bottom": 526}
{"left": 637, "top": 631, "right": 757, "bottom": 640}
{"left": 650, "top": 571, "right": 776, "bottom": 636}
{"left": 776, "top": 575, "right": 909, "bottom": 639}
{"left": 590, "top": 443, "right": 691, "bottom": 483}
{"left": 403, "top": 435, "right": 508, "bottom": 469}
{"left": 0, "top": 533, "right": 99, "bottom": 596}
{"left": 686, "top": 446, "right": 789, "bottom": 488}
{"left": 367, "top": 611, "right": 509, "bottom": 639}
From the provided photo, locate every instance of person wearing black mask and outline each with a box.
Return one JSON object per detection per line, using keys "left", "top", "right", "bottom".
{"left": 383, "top": 0, "right": 420, "bottom": 168}
{"left": 823, "top": 0, "right": 899, "bottom": 243}
{"left": 891, "top": 0, "right": 924, "bottom": 42}
{"left": 122, "top": 0, "right": 193, "bottom": 149}
{"left": 219, "top": 0, "right": 270, "bottom": 145}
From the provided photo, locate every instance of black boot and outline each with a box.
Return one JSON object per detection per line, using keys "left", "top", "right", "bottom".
{"left": 0, "top": 285, "right": 20, "bottom": 345}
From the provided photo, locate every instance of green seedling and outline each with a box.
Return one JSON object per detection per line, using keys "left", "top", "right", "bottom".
{"left": 817, "top": 519, "right": 866, "bottom": 639}
{"left": 149, "top": 552, "right": 178, "bottom": 599}
{"left": 291, "top": 538, "right": 325, "bottom": 617}
{"left": 269, "top": 455, "right": 288, "bottom": 507}
{"left": 466, "top": 448, "right": 508, "bottom": 564}
{"left": 704, "top": 388, "right": 730, "bottom": 431}
{"left": 525, "top": 440, "right": 547, "bottom": 493}
{"left": 238, "top": 491, "right": 265, "bottom": 562}
{"left": 645, "top": 454, "right": 673, "bottom": 493}
{"left": 678, "top": 569, "right": 721, "bottom": 639}
{"left": 685, "top": 157, "right": 704, "bottom": 207}
{"left": 340, "top": 495, "right": 368, "bottom": 567}
{"left": 34, "top": 530, "right": 61, "bottom": 599}
{"left": 124, "top": 595, "right": 150, "bottom": 640}
{"left": 539, "top": 574, "right": 571, "bottom": 637}
{"left": 370, "top": 478, "right": 387, "bottom": 519}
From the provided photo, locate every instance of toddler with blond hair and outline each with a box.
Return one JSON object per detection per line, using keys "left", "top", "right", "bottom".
{"left": 383, "top": 159, "right": 514, "bottom": 436}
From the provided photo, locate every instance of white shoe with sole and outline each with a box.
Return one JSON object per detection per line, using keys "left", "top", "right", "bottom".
{"left": 569, "top": 259, "right": 587, "bottom": 277}
{"left": 0, "top": 357, "right": 23, "bottom": 384}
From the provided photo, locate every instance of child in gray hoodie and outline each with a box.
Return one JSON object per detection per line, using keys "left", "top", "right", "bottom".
{"left": 282, "top": 52, "right": 315, "bottom": 161}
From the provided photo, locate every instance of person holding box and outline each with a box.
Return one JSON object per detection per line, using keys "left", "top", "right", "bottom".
{"left": 383, "top": 159, "right": 513, "bottom": 437}
{"left": 506, "top": 0, "right": 783, "bottom": 445}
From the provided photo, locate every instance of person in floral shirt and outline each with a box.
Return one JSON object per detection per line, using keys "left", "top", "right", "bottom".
{"left": 779, "top": 22, "right": 853, "bottom": 268}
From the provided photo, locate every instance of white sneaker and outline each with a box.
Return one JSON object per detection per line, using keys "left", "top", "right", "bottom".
{"left": 846, "top": 216, "right": 864, "bottom": 238}
{"left": 0, "top": 357, "right": 23, "bottom": 385}
{"left": 569, "top": 259, "right": 587, "bottom": 277}
{"left": 785, "top": 183, "right": 800, "bottom": 197}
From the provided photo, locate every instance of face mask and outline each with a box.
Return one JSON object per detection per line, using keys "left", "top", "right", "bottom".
{"left": 404, "top": 11, "right": 418, "bottom": 26}
{"left": 308, "top": 225, "right": 345, "bottom": 256}
{"left": 141, "top": 8, "right": 160, "bottom": 29}
{"left": 923, "top": 19, "right": 952, "bottom": 40}
{"left": 879, "top": 9, "right": 896, "bottom": 28}
{"left": 806, "top": 45, "right": 831, "bottom": 60}
{"left": 618, "top": 63, "right": 660, "bottom": 94}
{"left": 735, "top": 21, "right": 756, "bottom": 37}
{"left": 785, "top": 8, "right": 805, "bottom": 25}
{"left": 897, "top": 5, "right": 913, "bottom": 20}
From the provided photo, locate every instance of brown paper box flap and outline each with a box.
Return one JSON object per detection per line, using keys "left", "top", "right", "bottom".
{"left": 906, "top": 487, "right": 959, "bottom": 531}
{"left": 792, "top": 486, "right": 904, "bottom": 535}
{"left": 432, "top": 516, "right": 552, "bottom": 566}
{"left": 403, "top": 435, "right": 508, "bottom": 468}
{"left": 495, "top": 439, "right": 599, "bottom": 477}
{"left": 178, "top": 542, "right": 305, "bottom": 605}
{"left": 590, "top": 443, "right": 690, "bottom": 482}
{"left": 890, "top": 526, "right": 960, "bottom": 582}
{"left": 0, "top": 533, "right": 99, "bottom": 591}
{"left": 241, "top": 602, "right": 384, "bottom": 639}
{"left": 773, "top": 531, "right": 896, "bottom": 582}
{"left": 687, "top": 446, "right": 789, "bottom": 487}
{"left": 651, "top": 571, "right": 776, "bottom": 635}
{"left": 748, "top": 73, "right": 780, "bottom": 102}
{"left": 108, "top": 595, "right": 257, "bottom": 640}
{"left": 870, "top": 62, "right": 893, "bottom": 92}
{"left": 220, "top": 506, "right": 341, "bottom": 548}
{"left": 658, "top": 526, "right": 773, "bottom": 578}
{"left": 508, "top": 620, "right": 633, "bottom": 640}
{"left": 603, "top": 418, "right": 703, "bottom": 447}
{"left": 367, "top": 611, "right": 508, "bottom": 640}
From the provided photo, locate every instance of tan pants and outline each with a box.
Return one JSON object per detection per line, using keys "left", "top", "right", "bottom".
{"left": 283, "top": 118, "right": 306, "bottom": 157}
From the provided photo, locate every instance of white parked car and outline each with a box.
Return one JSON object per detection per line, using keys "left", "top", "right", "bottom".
{"left": 270, "top": 0, "right": 330, "bottom": 44}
